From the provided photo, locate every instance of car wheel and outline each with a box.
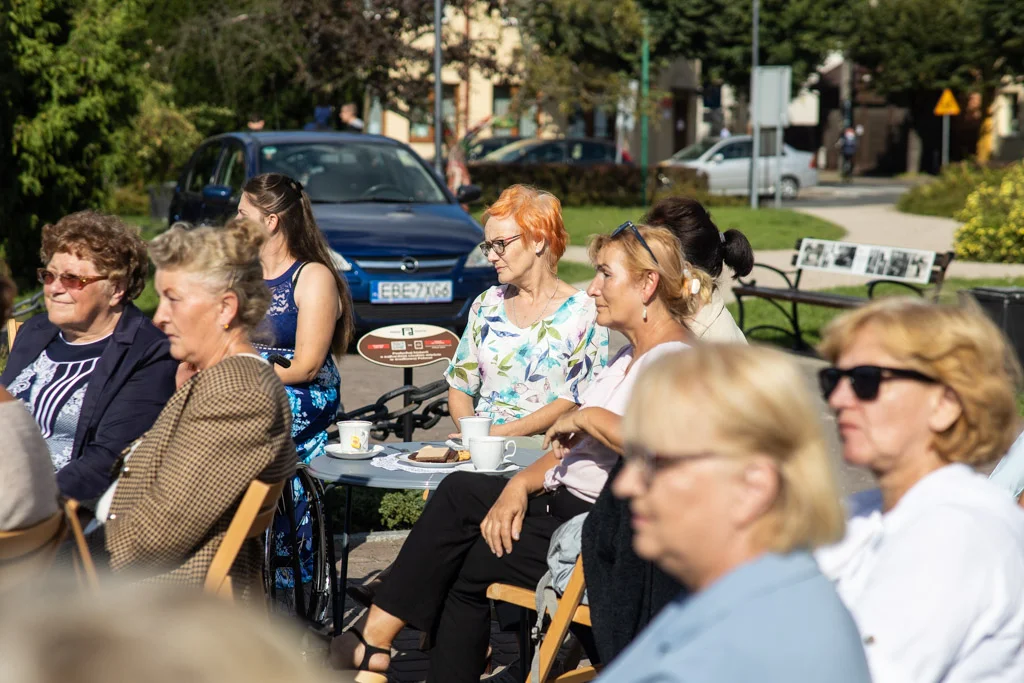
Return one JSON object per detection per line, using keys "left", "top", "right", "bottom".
{"left": 780, "top": 176, "right": 800, "bottom": 200}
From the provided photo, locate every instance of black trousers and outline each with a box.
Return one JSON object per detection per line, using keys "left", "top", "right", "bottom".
{"left": 374, "top": 471, "right": 591, "bottom": 683}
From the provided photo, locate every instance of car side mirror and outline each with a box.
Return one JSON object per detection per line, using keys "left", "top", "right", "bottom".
{"left": 202, "top": 185, "right": 233, "bottom": 200}
{"left": 456, "top": 184, "right": 482, "bottom": 204}
{"left": 711, "top": 153, "right": 725, "bottom": 164}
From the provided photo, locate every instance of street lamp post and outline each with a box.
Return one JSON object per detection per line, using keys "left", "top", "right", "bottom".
{"left": 433, "top": 0, "right": 444, "bottom": 175}
{"left": 749, "top": 0, "right": 760, "bottom": 209}
{"left": 640, "top": 15, "right": 650, "bottom": 208}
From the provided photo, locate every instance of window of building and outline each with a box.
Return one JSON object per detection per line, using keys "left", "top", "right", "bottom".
{"left": 493, "top": 85, "right": 516, "bottom": 136}
{"left": 410, "top": 84, "right": 457, "bottom": 142}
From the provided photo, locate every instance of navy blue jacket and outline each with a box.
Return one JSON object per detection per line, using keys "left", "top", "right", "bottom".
{"left": 1, "top": 303, "right": 177, "bottom": 501}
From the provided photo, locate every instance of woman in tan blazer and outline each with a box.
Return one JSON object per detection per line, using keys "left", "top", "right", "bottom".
{"left": 92, "top": 218, "right": 296, "bottom": 595}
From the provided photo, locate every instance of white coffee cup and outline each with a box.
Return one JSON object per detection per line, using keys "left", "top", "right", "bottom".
{"left": 459, "top": 416, "right": 492, "bottom": 442}
{"left": 468, "top": 436, "right": 516, "bottom": 471}
{"left": 337, "top": 420, "right": 372, "bottom": 453}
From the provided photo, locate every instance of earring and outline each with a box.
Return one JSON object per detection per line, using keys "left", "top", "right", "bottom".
{"left": 223, "top": 323, "right": 230, "bottom": 330}
{"left": 642, "top": 306, "right": 648, "bottom": 322}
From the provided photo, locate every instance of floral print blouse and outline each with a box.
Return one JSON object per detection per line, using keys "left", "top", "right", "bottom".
{"left": 445, "top": 285, "right": 608, "bottom": 424}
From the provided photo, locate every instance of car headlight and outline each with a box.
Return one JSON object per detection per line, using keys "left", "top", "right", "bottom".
{"left": 464, "top": 244, "right": 491, "bottom": 269}
{"left": 329, "top": 249, "right": 353, "bottom": 272}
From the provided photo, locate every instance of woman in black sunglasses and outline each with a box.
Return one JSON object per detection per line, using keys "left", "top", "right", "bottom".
{"left": 815, "top": 297, "right": 1024, "bottom": 683}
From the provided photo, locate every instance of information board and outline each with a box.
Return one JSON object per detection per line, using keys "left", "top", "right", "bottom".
{"left": 357, "top": 324, "right": 460, "bottom": 368}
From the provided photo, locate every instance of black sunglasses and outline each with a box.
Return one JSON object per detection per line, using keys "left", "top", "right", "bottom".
{"left": 818, "top": 365, "right": 937, "bottom": 401}
{"left": 612, "top": 221, "right": 660, "bottom": 265}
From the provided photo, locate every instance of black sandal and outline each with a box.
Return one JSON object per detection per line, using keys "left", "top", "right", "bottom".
{"left": 343, "top": 627, "right": 390, "bottom": 682}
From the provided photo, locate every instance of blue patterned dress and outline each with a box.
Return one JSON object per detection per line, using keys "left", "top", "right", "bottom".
{"left": 256, "top": 260, "right": 341, "bottom": 587}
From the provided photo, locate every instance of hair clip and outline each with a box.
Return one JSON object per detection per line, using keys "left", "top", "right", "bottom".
{"left": 719, "top": 231, "right": 726, "bottom": 244}
{"left": 691, "top": 279, "right": 701, "bottom": 295}
{"left": 291, "top": 180, "right": 303, "bottom": 193}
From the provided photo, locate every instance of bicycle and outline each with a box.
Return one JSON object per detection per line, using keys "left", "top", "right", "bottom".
{"left": 262, "top": 378, "right": 451, "bottom": 633}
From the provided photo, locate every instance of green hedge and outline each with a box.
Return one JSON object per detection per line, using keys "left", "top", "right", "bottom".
{"left": 954, "top": 162, "right": 1024, "bottom": 263}
{"left": 469, "top": 163, "right": 708, "bottom": 207}
{"left": 898, "top": 162, "right": 1010, "bottom": 218}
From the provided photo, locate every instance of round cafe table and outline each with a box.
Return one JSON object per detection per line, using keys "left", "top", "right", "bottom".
{"left": 306, "top": 440, "right": 546, "bottom": 635}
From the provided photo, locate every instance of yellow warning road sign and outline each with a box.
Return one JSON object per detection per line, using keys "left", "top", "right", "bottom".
{"left": 934, "top": 89, "right": 961, "bottom": 117}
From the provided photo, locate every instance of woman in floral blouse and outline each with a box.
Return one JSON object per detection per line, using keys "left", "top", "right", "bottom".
{"left": 446, "top": 184, "right": 607, "bottom": 437}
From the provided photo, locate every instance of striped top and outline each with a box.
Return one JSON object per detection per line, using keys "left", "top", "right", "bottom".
{"left": 7, "top": 333, "right": 111, "bottom": 471}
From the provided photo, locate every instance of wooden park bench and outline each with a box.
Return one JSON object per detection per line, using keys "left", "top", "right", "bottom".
{"left": 732, "top": 238, "right": 954, "bottom": 351}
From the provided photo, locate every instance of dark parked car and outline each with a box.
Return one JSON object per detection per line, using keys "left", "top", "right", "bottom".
{"left": 465, "top": 135, "right": 522, "bottom": 161}
{"left": 169, "top": 131, "right": 496, "bottom": 332}
{"left": 477, "top": 137, "right": 631, "bottom": 165}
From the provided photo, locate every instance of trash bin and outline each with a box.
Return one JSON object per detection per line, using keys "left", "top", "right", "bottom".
{"left": 963, "top": 287, "right": 1024, "bottom": 368}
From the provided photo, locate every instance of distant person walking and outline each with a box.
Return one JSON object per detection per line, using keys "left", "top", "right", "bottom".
{"left": 247, "top": 113, "right": 265, "bottom": 131}
{"left": 339, "top": 103, "right": 364, "bottom": 133}
{"left": 837, "top": 127, "right": 858, "bottom": 182}
{"left": 303, "top": 106, "right": 333, "bottom": 132}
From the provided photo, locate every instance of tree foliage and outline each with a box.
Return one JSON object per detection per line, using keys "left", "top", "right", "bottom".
{"left": 0, "top": 0, "right": 152, "bottom": 283}
{"left": 154, "top": 0, "right": 506, "bottom": 129}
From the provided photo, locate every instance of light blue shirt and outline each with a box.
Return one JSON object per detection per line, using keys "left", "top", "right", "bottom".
{"left": 990, "top": 431, "right": 1024, "bottom": 499}
{"left": 597, "top": 552, "right": 871, "bottom": 683}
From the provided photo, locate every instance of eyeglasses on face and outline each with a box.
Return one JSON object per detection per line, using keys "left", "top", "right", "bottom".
{"left": 818, "top": 365, "right": 937, "bottom": 402}
{"left": 611, "top": 221, "right": 660, "bottom": 265}
{"left": 37, "top": 269, "right": 109, "bottom": 290}
{"left": 479, "top": 234, "right": 522, "bottom": 257}
{"left": 622, "top": 443, "right": 721, "bottom": 485}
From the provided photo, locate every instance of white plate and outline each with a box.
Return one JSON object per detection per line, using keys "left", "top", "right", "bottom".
{"left": 445, "top": 438, "right": 468, "bottom": 451}
{"left": 325, "top": 444, "right": 386, "bottom": 460}
{"left": 398, "top": 452, "right": 463, "bottom": 469}
{"left": 455, "top": 462, "right": 521, "bottom": 474}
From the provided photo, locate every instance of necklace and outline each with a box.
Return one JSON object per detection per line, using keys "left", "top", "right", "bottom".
{"left": 512, "top": 280, "right": 560, "bottom": 328}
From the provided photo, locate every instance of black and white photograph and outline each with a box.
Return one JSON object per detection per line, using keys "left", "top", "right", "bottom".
{"left": 866, "top": 248, "right": 889, "bottom": 276}
{"left": 885, "top": 250, "right": 911, "bottom": 278}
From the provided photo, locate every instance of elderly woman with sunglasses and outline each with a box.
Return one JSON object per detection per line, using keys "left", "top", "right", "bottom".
{"left": 330, "top": 223, "right": 708, "bottom": 682}
{"left": 445, "top": 184, "right": 607, "bottom": 439}
{"left": 599, "top": 344, "right": 870, "bottom": 683}
{"left": 815, "top": 298, "right": 1024, "bottom": 683}
{"left": 1, "top": 212, "right": 177, "bottom": 502}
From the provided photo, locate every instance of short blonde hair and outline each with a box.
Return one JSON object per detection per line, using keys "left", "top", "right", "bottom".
{"left": 624, "top": 344, "right": 845, "bottom": 552}
{"left": 0, "top": 583, "right": 328, "bottom": 683}
{"left": 149, "top": 218, "right": 270, "bottom": 331}
{"left": 819, "top": 297, "right": 1022, "bottom": 467}
{"left": 588, "top": 224, "right": 713, "bottom": 324}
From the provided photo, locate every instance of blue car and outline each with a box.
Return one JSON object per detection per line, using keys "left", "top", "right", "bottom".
{"left": 169, "top": 131, "right": 496, "bottom": 332}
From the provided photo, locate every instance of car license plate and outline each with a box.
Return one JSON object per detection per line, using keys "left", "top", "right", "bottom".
{"left": 371, "top": 281, "right": 453, "bottom": 304}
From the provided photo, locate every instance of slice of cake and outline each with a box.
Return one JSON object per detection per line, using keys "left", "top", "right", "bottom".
{"left": 410, "top": 446, "right": 452, "bottom": 463}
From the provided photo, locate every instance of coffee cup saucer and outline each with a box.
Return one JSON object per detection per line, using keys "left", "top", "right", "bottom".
{"left": 325, "top": 444, "right": 385, "bottom": 460}
{"left": 455, "top": 462, "right": 520, "bottom": 474}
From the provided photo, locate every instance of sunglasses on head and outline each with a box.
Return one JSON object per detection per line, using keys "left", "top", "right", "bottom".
{"left": 611, "top": 221, "right": 660, "bottom": 265}
{"left": 818, "top": 365, "right": 937, "bottom": 401}
{"left": 37, "top": 268, "right": 109, "bottom": 290}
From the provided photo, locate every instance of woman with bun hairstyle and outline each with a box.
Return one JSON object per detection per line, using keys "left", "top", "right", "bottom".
{"left": 88, "top": 218, "right": 296, "bottom": 594}
{"left": 581, "top": 197, "right": 756, "bottom": 664}
{"left": 644, "top": 196, "right": 753, "bottom": 342}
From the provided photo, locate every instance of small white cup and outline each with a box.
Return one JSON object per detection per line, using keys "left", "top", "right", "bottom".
{"left": 337, "top": 420, "right": 372, "bottom": 453}
{"left": 459, "top": 416, "right": 492, "bottom": 442}
{"left": 468, "top": 436, "right": 516, "bottom": 471}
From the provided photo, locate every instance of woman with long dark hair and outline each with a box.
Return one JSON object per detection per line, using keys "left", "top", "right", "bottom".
{"left": 237, "top": 172, "right": 353, "bottom": 589}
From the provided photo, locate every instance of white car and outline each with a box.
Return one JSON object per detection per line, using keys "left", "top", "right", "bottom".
{"left": 659, "top": 135, "right": 818, "bottom": 199}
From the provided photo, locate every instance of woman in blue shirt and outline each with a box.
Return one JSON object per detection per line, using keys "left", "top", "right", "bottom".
{"left": 601, "top": 344, "right": 871, "bottom": 683}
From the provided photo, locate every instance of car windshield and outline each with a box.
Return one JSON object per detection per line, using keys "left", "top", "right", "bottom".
{"left": 671, "top": 137, "right": 721, "bottom": 161}
{"left": 257, "top": 142, "right": 448, "bottom": 204}
{"left": 481, "top": 139, "right": 538, "bottom": 162}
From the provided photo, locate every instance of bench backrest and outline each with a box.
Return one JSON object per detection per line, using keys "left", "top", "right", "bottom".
{"left": 792, "top": 238, "right": 953, "bottom": 289}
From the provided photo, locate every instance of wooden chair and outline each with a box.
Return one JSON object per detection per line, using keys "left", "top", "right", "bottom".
{"left": 0, "top": 510, "right": 67, "bottom": 583}
{"left": 487, "top": 556, "right": 600, "bottom": 683}
{"left": 5, "top": 318, "right": 22, "bottom": 353}
{"left": 204, "top": 479, "right": 286, "bottom": 600}
{"left": 64, "top": 498, "right": 100, "bottom": 590}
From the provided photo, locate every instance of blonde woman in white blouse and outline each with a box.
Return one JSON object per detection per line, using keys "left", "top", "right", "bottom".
{"left": 815, "top": 298, "right": 1024, "bottom": 683}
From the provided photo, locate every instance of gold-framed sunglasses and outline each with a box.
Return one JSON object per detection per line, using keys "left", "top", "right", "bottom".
{"left": 37, "top": 269, "right": 109, "bottom": 290}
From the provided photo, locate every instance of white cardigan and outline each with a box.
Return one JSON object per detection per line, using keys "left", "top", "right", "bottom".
{"left": 689, "top": 288, "right": 747, "bottom": 343}
{"left": 816, "top": 464, "right": 1024, "bottom": 683}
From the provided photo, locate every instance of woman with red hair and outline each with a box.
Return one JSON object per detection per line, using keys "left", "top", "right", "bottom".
{"left": 446, "top": 184, "right": 608, "bottom": 438}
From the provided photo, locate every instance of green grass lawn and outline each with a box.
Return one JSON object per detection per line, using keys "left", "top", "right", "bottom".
{"left": 477, "top": 205, "right": 845, "bottom": 252}
{"left": 728, "top": 276, "right": 1024, "bottom": 350}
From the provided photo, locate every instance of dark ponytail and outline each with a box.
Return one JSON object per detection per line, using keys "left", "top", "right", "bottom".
{"left": 242, "top": 172, "right": 355, "bottom": 354}
{"left": 643, "top": 196, "right": 754, "bottom": 280}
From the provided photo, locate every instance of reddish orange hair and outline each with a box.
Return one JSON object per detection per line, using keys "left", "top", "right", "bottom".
{"left": 483, "top": 185, "right": 568, "bottom": 262}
